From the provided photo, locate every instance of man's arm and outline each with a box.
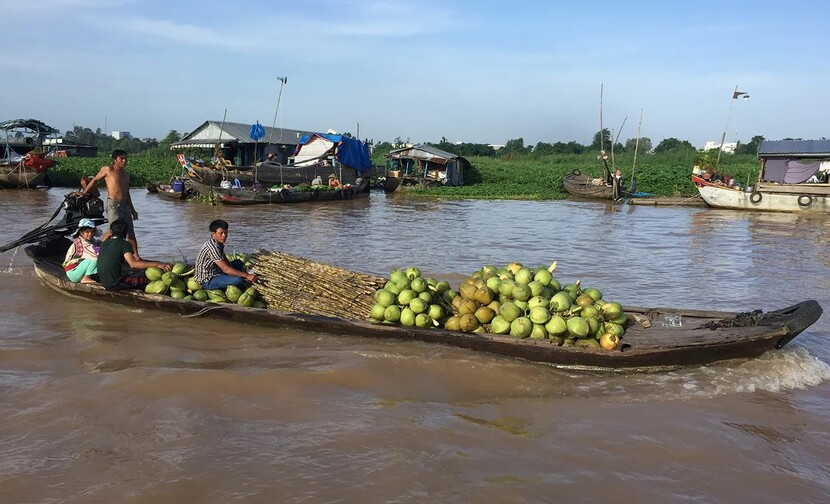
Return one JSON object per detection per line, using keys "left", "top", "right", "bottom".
{"left": 215, "top": 258, "right": 256, "bottom": 282}
{"left": 124, "top": 252, "right": 169, "bottom": 271}
{"left": 80, "top": 166, "right": 108, "bottom": 197}
{"left": 126, "top": 190, "right": 138, "bottom": 220}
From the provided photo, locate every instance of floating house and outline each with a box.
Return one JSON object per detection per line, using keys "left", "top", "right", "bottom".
{"left": 171, "top": 120, "right": 315, "bottom": 166}
{"left": 385, "top": 144, "right": 468, "bottom": 186}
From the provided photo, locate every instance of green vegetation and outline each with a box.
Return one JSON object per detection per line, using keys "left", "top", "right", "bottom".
{"left": 405, "top": 151, "right": 760, "bottom": 200}
{"left": 49, "top": 152, "right": 181, "bottom": 188}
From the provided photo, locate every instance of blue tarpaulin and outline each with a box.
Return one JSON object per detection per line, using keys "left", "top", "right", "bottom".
{"left": 294, "top": 133, "right": 372, "bottom": 173}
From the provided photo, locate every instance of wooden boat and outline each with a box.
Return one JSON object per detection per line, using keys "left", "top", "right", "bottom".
{"left": 0, "top": 161, "right": 47, "bottom": 188}
{"left": 19, "top": 231, "right": 823, "bottom": 371}
{"left": 692, "top": 139, "right": 830, "bottom": 213}
{"left": 1, "top": 120, "right": 58, "bottom": 188}
{"left": 562, "top": 171, "right": 626, "bottom": 200}
{"left": 208, "top": 177, "right": 370, "bottom": 205}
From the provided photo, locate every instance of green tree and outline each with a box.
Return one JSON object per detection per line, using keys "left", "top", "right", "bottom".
{"left": 624, "top": 137, "right": 652, "bottom": 154}
{"left": 734, "top": 135, "right": 764, "bottom": 155}
{"left": 590, "top": 129, "right": 612, "bottom": 152}
{"left": 654, "top": 137, "right": 695, "bottom": 153}
{"left": 160, "top": 130, "right": 181, "bottom": 147}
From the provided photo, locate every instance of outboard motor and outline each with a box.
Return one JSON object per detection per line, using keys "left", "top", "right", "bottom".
{"left": 61, "top": 194, "right": 105, "bottom": 224}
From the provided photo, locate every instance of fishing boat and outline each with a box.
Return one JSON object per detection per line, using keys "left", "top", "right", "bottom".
{"left": 692, "top": 139, "right": 830, "bottom": 213}
{"left": 562, "top": 171, "right": 625, "bottom": 200}
{"left": 7, "top": 200, "right": 822, "bottom": 371}
{"left": 0, "top": 119, "right": 59, "bottom": 188}
{"left": 210, "top": 177, "right": 370, "bottom": 205}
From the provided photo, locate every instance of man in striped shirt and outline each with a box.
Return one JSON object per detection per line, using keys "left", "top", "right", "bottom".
{"left": 195, "top": 219, "right": 257, "bottom": 290}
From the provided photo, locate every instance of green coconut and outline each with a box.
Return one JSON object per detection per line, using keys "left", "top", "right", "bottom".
{"left": 549, "top": 291, "right": 572, "bottom": 312}
{"left": 145, "top": 266, "right": 164, "bottom": 281}
{"left": 528, "top": 306, "right": 551, "bottom": 325}
{"left": 187, "top": 277, "right": 202, "bottom": 292}
{"left": 405, "top": 266, "right": 421, "bottom": 279}
{"left": 418, "top": 291, "right": 432, "bottom": 303}
{"left": 509, "top": 316, "right": 533, "bottom": 338}
{"left": 384, "top": 305, "right": 402, "bottom": 323}
{"left": 397, "top": 289, "right": 417, "bottom": 306}
{"left": 514, "top": 267, "right": 534, "bottom": 285}
{"left": 511, "top": 284, "right": 532, "bottom": 302}
{"left": 533, "top": 269, "right": 553, "bottom": 286}
{"left": 500, "top": 301, "right": 523, "bottom": 323}
{"left": 370, "top": 304, "right": 387, "bottom": 321}
{"left": 434, "top": 280, "right": 451, "bottom": 293}
{"left": 527, "top": 281, "right": 545, "bottom": 297}
{"left": 375, "top": 289, "right": 397, "bottom": 308}
{"left": 566, "top": 316, "right": 590, "bottom": 338}
{"left": 530, "top": 323, "right": 548, "bottom": 340}
{"left": 544, "top": 314, "right": 568, "bottom": 337}
{"left": 485, "top": 276, "right": 501, "bottom": 294}
{"left": 415, "top": 313, "right": 432, "bottom": 328}
{"left": 410, "top": 277, "right": 428, "bottom": 293}
{"left": 428, "top": 304, "right": 445, "bottom": 321}
{"left": 171, "top": 262, "right": 189, "bottom": 276}
{"left": 490, "top": 315, "right": 511, "bottom": 334}
{"left": 400, "top": 307, "right": 416, "bottom": 326}
{"left": 498, "top": 279, "right": 516, "bottom": 297}
{"left": 193, "top": 289, "right": 209, "bottom": 302}
{"left": 225, "top": 285, "right": 243, "bottom": 303}
{"left": 409, "top": 297, "right": 428, "bottom": 314}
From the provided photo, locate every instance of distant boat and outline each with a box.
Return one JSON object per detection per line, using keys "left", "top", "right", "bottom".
{"left": 0, "top": 119, "right": 59, "bottom": 188}
{"left": 692, "top": 139, "right": 830, "bottom": 213}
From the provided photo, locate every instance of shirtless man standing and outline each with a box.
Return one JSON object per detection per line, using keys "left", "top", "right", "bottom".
{"left": 80, "top": 149, "right": 140, "bottom": 257}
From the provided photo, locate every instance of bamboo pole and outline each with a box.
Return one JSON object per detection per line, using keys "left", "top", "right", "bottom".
{"left": 630, "top": 108, "right": 643, "bottom": 193}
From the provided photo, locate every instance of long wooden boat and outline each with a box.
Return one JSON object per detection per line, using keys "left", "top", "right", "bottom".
{"left": 189, "top": 162, "right": 366, "bottom": 188}
{"left": 204, "top": 177, "right": 370, "bottom": 205}
{"left": 563, "top": 171, "right": 626, "bottom": 200}
{"left": 0, "top": 163, "right": 46, "bottom": 188}
{"left": 22, "top": 234, "right": 823, "bottom": 371}
{"left": 692, "top": 139, "right": 830, "bottom": 213}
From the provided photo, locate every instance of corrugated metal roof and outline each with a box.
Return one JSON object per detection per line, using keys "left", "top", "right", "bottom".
{"left": 387, "top": 144, "right": 467, "bottom": 162}
{"left": 172, "top": 120, "right": 314, "bottom": 148}
{"left": 758, "top": 139, "right": 830, "bottom": 157}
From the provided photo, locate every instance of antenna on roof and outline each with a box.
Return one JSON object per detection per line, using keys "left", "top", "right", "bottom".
{"left": 268, "top": 76, "right": 288, "bottom": 145}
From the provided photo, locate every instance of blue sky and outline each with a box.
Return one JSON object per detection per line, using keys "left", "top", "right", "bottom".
{"left": 2, "top": 0, "right": 828, "bottom": 148}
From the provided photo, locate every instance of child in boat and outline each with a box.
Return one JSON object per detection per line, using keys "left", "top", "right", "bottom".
{"left": 195, "top": 219, "right": 257, "bottom": 290}
{"left": 97, "top": 220, "right": 171, "bottom": 290}
{"left": 79, "top": 176, "right": 100, "bottom": 198}
{"left": 62, "top": 218, "right": 100, "bottom": 284}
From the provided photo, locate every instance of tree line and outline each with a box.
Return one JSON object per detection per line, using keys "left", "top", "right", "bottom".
{"left": 63, "top": 123, "right": 765, "bottom": 162}
{"left": 369, "top": 131, "right": 766, "bottom": 160}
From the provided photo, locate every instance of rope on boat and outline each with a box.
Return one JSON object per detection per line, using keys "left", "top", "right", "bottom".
{"left": 181, "top": 305, "right": 226, "bottom": 318}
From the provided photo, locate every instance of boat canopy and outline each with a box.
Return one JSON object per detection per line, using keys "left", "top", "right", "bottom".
{"left": 759, "top": 140, "right": 830, "bottom": 184}
{"left": 0, "top": 119, "right": 59, "bottom": 135}
{"left": 291, "top": 133, "right": 372, "bottom": 173}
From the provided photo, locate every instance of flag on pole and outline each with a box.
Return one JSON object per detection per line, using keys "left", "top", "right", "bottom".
{"left": 733, "top": 90, "right": 748, "bottom": 99}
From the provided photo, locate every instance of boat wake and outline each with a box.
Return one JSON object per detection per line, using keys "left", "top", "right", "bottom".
{"left": 599, "top": 347, "right": 830, "bottom": 402}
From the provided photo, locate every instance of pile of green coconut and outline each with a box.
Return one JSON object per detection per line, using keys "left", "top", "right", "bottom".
{"left": 369, "top": 261, "right": 626, "bottom": 351}
{"left": 142, "top": 253, "right": 266, "bottom": 309}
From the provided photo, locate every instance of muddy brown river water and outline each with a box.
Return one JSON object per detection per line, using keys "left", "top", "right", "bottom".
{"left": 1, "top": 188, "right": 829, "bottom": 503}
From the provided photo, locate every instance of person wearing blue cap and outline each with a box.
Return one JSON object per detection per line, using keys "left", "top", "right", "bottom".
{"left": 62, "top": 218, "right": 101, "bottom": 284}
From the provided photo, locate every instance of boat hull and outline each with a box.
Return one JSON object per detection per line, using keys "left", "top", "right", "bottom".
{"left": 0, "top": 165, "right": 46, "bottom": 188}
{"left": 692, "top": 175, "right": 830, "bottom": 213}
{"left": 23, "top": 236, "right": 824, "bottom": 371}
{"left": 563, "top": 172, "right": 622, "bottom": 200}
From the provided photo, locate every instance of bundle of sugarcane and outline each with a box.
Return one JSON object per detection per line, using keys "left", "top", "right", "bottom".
{"left": 251, "top": 250, "right": 387, "bottom": 320}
